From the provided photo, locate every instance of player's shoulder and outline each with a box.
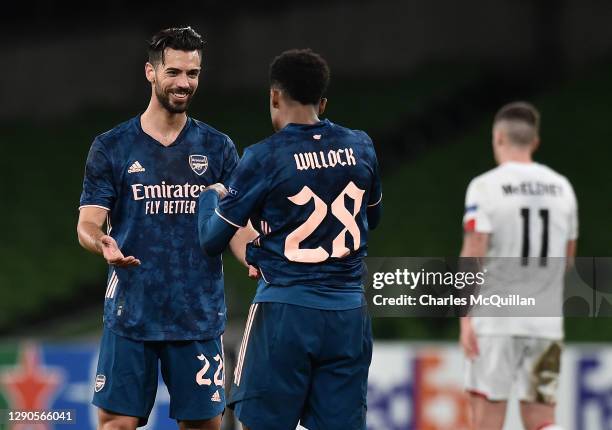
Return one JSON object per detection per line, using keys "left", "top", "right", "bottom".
{"left": 325, "top": 120, "right": 374, "bottom": 147}
{"left": 468, "top": 165, "right": 504, "bottom": 187}
{"left": 533, "top": 162, "right": 573, "bottom": 185}
{"left": 190, "top": 118, "right": 235, "bottom": 147}
{"left": 240, "top": 134, "right": 276, "bottom": 160}
{"left": 242, "top": 119, "right": 375, "bottom": 158}
{"left": 95, "top": 116, "right": 139, "bottom": 148}
{"left": 468, "top": 162, "right": 575, "bottom": 193}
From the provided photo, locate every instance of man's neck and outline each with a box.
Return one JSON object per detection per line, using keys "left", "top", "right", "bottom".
{"left": 280, "top": 108, "right": 320, "bottom": 129}
{"left": 500, "top": 156, "right": 533, "bottom": 164}
{"left": 141, "top": 98, "right": 187, "bottom": 146}
{"left": 498, "top": 150, "right": 533, "bottom": 165}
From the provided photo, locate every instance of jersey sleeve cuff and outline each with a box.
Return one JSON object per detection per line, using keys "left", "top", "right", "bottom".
{"left": 214, "top": 208, "right": 245, "bottom": 228}
{"left": 78, "top": 203, "right": 111, "bottom": 211}
{"left": 367, "top": 193, "right": 382, "bottom": 207}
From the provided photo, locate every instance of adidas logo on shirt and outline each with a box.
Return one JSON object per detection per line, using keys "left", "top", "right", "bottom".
{"left": 211, "top": 390, "right": 221, "bottom": 402}
{"left": 128, "top": 161, "right": 146, "bottom": 173}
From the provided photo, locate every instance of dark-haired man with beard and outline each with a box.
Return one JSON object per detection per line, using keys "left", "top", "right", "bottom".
{"left": 77, "top": 27, "right": 256, "bottom": 430}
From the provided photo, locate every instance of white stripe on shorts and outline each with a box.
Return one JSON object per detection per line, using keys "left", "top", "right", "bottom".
{"left": 234, "top": 303, "right": 259, "bottom": 386}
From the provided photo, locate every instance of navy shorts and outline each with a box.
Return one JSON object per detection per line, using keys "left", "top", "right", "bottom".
{"left": 228, "top": 303, "right": 372, "bottom": 430}
{"left": 92, "top": 328, "right": 225, "bottom": 426}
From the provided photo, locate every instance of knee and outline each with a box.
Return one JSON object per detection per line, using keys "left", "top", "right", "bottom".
{"left": 99, "top": 420, "right": 136, "bottom": 430}
{"left": 520, "top": 401, "right": 556, "bottom": 430}
{"left": 179, "top": 415, "right": 222, "bottom": 430}
{"left": 98, "top": 410, "right": 138, "bottom": 430}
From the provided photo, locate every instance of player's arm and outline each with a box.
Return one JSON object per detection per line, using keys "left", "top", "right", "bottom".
{"left": 459, "top": 178, "right": 492, "bottom": 359}
{"left": 367, "top": 199, "right": 382, "bottom": 230}
{"left": 198, "top": 184, "right": 236, "bottom": 257}
{"left": 367, "top": 142, "right": 383, "bottom": 230}
{"left": 198, "top": 183, "right": 260, "bottom": 261}
{"left": 566, "top": 182, "right": 579, "bottom": 271}
{"left": 566, "top": 239, "right": 577, "bottom": 271}
{"left": 459, "top": 231, "right": 489, "bottom": 360}
{"left": 229, "top": 221, "right": 259, "bottom": 267}
{"left": 77, "top": 207, "right": 140, "bottom": 267}
{"left": 212, "top": 137, "right": 260, "bottom": 266}
{"left": 199, "top": 148, "right": 266, "bottom": 257}
{"left": 77, "top": 136, "right": 139, "bottom": 267}
{"left": 460, "top": 231, "right": 489, "bottom": 257}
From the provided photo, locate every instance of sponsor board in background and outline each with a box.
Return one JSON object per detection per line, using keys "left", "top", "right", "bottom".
{"left": 0, "top": 343, "right": 172, "bottom": 430}
{"left": 367, "top": 343, "right": 612, "bottom": 430}
{"left": 0, "top": 342, "right": 610, "bottom": 429}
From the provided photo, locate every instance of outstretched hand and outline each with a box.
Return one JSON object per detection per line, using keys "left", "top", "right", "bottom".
{"left": 100, "top": 235, "right": 141, "bottom": 267}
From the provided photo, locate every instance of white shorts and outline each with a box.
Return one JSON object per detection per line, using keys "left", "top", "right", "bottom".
{"left": 464, "top": 335, "right": 562, "bottom": 404}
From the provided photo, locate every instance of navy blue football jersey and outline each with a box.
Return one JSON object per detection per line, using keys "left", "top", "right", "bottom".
{"left": 217, "top": 119, "right": 382, "bottom": 310}
{"left": 79, "top": 115, "right": 239, "bottom": 341}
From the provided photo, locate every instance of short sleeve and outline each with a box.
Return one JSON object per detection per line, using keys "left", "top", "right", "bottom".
{"left": 220, "top": 136, "right": 240, "bottom": 183}
{"left": 217, "top": 148, "right": 267, "bottom": 228}
{"left": 567, "top": 182, "right": 579, "bottom": 240}
{"left": 463, "top": 179, "right": 492, "bottom": 233}
{"left": 364, "top": 135, "right": 382, "bottom": 207}
{"left": 79, "top": 137, "right": 116, "bottom": 211}
{"left": 368, "top": 152, "right": 382, "bottom": 208}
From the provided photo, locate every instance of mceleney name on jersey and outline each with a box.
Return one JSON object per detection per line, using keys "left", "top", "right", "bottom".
{"left": 463, "top": 161, "right": 578, "bottom": 339}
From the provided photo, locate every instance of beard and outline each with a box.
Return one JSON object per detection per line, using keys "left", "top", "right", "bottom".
{"left": 155, "top": 84, "right": 194, "bottom": 114}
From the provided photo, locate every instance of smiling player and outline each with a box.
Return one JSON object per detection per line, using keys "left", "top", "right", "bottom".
{"left": 77, "top": 27, "right": 255, "bottom": 430}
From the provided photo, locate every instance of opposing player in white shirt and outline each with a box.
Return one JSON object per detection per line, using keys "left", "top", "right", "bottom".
{"left": 459, "top": 102, "right": 578, "bottom": 430}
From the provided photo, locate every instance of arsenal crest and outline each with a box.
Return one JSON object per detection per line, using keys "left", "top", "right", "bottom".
{"left": 95, "top": 374, "right": 106, "bottom": 392}
{"left": 189, "top": 155, "right": 208, "bottom": 176}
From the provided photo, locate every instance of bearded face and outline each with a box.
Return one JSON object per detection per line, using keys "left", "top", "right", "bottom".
{"left": 154, "top": 79, "right": 194, "bottom": 114}
{"left": 149, "top": 48, "right": 201, "bottom": 114}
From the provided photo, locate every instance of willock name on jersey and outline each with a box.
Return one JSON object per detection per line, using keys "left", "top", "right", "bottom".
{"left": 217, "top": 119, "right": 382, "bottom": 311}
{"left": 79, "top": 116, "right": 239, "bottom": 341}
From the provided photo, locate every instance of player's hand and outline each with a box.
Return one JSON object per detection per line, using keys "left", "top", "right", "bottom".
{"left": 99, "top": 235, "right": 141, "bottom": 267}
{"left": 460, "top": 318, "right": 480, "bottom": 360}
{"left": 248, "top": 265, "right": 261, "bottom": 280}
{"left": 206, "top": 183, "right": 229, "bottom": 199}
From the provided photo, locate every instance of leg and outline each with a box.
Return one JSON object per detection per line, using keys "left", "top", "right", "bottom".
{"left": 520, "top": 401, "right": 556, "bottom": 430}
{"left": 301, "top": 306, "right": 372, "bottom": 430}
{"left": 160, "top": 337, "right": 226, "bottom": 425}
{"left": 228, "top": 303, "right": 318, "bottom": 430}
{"left": 93, "top": 328, "right": 159, "bottom": 428}
{"left": 178, "top": 415, "right": 222, "bottom": 430}
{"left": 516, "top": 339, "right": 562, "bottom": 430}
{"left": 98, "top": 408, "right": 139, "bottom": 430}
{"left": 468, "top": 393, "right": 507, "bottom": 430}
{"left": 463, "top": 336, "right": 519, "bottom": 430}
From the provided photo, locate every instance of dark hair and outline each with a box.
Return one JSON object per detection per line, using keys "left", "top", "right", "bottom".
{"left": 148, "top": 26, "right": 205, "bottom": 65}
{"left": 494, "top": 101, "right": 540, "bottom": 130}
{"left": 269, "top": 49, "right": 330, "bottom": 105}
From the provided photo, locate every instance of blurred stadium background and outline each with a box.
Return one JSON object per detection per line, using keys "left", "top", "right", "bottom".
{"left": 1, "top": 1, "right": 612, "bottom": 429}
